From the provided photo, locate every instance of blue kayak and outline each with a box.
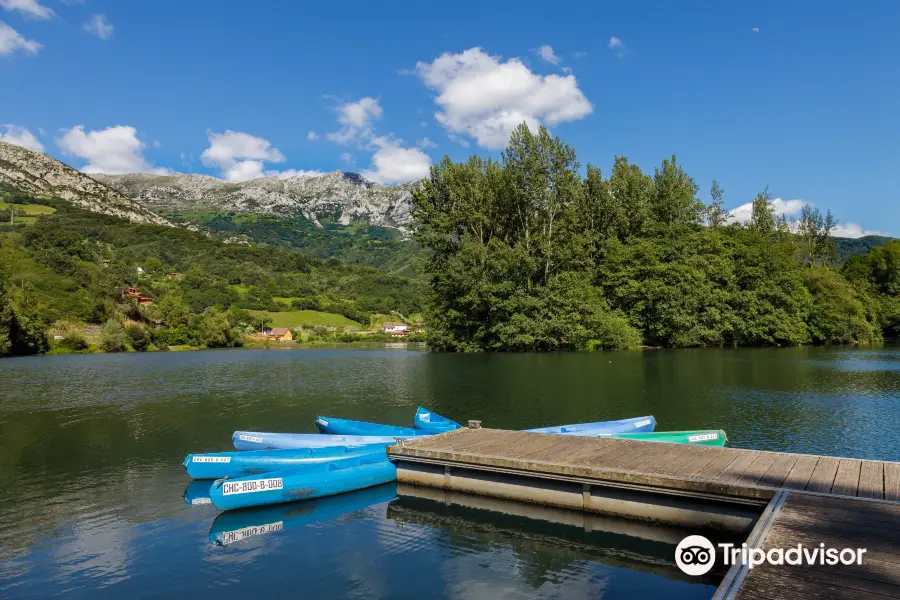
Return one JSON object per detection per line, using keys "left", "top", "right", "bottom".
{"left": 209, "top": 453, "right": 397, "bottom": 511}
{"left": 526, "top": 415, "right": 656, "bottom": 435}
{"left": 185, "top": 445, "right": 390, "bottom": 480}
{"left": 232, "top": 431, "right": 422, "bottom": 451}
{"left": 416, "top": 408, "right": 657, "bottom": 436}
{"left": 208, "top": 483, "right": 396, "bottom": 545}
{"left": 414, "top": 406, "right": 462, "bottom": 434}
{"left": 315, "top": 416, "right": 421, "bottom": 437}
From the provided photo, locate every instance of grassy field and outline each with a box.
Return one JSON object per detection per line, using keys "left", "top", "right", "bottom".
{"left": 0, "top": 201, "right": 56, "bottom": 214}
{"left": 248, "top": 309, "right": 360, "bottom": 328}
{"left": 272, "top": 296, "right": 299, "bottom": 307}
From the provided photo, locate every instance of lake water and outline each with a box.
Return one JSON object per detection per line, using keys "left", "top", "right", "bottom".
{"left": 1, "top": 346, "right": 899, "bottom": 598}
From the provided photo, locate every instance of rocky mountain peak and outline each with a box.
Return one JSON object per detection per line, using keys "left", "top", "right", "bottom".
{"left": 0, "top": 141, "right": 172, "bottom": 226}
{"left": 94, "top": 169, "right": 420, "bottom": 229}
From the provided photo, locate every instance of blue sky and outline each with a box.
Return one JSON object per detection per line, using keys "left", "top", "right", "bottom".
{"left": 1, "top": 0, "right": 897, "bottom": 236}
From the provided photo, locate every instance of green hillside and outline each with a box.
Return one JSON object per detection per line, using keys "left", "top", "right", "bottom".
{"left": 833, "top": 235, "right": 894, "bottom": 262}
{"left": 247, "top": 309, "right": 359, "bottom": 328}
{"left": 165, "top": 210, "right": 427, "bottom": 276}
{"left": 0, "top": 192, "right": 424, "bottom": 356}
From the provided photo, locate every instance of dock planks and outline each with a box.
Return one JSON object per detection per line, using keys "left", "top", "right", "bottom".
{"left": 719, "top": 492, "right": 900, "bottom": 599}
{"left": 389, "top": 428, "right": 897, "bottom": 500}
{"left": 389, "top": 428, "right": 900, "bottom": 599}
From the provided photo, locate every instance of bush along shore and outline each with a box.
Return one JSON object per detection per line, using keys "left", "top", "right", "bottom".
{"left": 36, "top": 322, "right": 428, "bottom": 355}
{"left": 411, "top": 123, "right": 898, "bottom": 351}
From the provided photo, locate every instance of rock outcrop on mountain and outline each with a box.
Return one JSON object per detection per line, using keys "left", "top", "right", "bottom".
{"left": 93, "top": 171, "right": 418, "bottom": 230}
{"left": 0, "top": 141, "right": 172, "bottom": 226}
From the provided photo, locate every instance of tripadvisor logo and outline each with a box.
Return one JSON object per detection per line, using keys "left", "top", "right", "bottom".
{"left": 675, "top": 535, "right": 716, "bottom": 576}
{"left": 675, "top": 534, "right": 868, "bottom": 576}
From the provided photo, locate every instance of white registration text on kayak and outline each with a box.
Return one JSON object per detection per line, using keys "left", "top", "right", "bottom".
{"left": 221, "top": 477, "right": 284, "bottom": 495}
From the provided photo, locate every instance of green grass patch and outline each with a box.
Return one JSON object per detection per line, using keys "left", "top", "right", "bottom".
{"left": 0, "top": 201, "right": 56, "bottom": 215}
{"left": 248, "top": 309, "right": 360, "bottom": 328}
{"left": 273, "top": 296, "right": 300, "bottom": 307}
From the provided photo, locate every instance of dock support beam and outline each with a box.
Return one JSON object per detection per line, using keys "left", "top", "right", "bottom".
{"left": 395, "top": 461, "right": 760, "bottom": 534}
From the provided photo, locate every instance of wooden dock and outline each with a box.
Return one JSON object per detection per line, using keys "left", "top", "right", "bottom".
{"left": 388, "top": 428, "right": 900, "bottom": 599}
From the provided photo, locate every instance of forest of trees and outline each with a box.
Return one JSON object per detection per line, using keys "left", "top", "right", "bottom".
{"left": 0, "top": 195, "right": 425, "bottom": 356}
{"left": 411, "top": 123, "right": 896, "bottom": 351}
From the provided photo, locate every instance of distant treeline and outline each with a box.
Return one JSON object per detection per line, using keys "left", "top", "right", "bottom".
{"left": 412, "top": 123, "right": 899, "bottom": 351}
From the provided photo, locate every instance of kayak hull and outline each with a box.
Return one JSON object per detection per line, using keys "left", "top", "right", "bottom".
{"left": 315, "top": 416, "right": 420, "bottom": 437}
{"left": 414, "top": 406, "right": 462, "bottom": 434}
{"left": 601, "top": 430, "right": 727, "bottom": 446}
{"left": 232, "top": 431, "right": 421, "bottom": 451}
{"left": 185, "top": 445, "right": 390, "bottom": 479}
{"left": 209, "top": 454, "right": 397, "bottom": 511}
{"left": 525, "top": 415, "right": 656, "bottom": 435}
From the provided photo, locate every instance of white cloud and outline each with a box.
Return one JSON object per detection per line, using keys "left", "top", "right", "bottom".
{"left": 573, "top": 51, "right": 588, "bottom": 59}
{"left": 0, "top": 0, "right": 53, "bottom": 19}
{"left": 608, "top": 36, "right": 626, "bottom": 58}
{"left": 199, "top": 130, "right": 325, "bottom": 182}
{"left": 83, "top": 14, "right": 112, "bottom": 40}
{"left": 727, "top": 197, "right": 807, "bottom": 224}
{"left": 307, "top": 131, "right": 319, "bottom": 140}
{"left": 752, "top": 27, "right": 759, "bottom": 33}
{"left": 535, "top": 44, "right": 559, "bottom": 66}
{"left": 221, "top": 159, "right": 263, "bottom": 182}
{"left": 726, "top": 197, "right": 887, "bottom": 238}
{"left": 832, "top": 222, "right": 888, "bottom": 238}
{"left": 57, "top": 125, "right": 169, "bottom": 175}
{"left": 414, "top": 47, "right": 593, "bottom": 149}
{"left": 416, "top": 137, "right": 437, "bottom": 149}
{"left": 0, "top": 124, "right": 44, "bottom": 152}
{"left": 339, "top": 152, "right": 354, "bottom": 166}
{"left": 200, "top": 130, "right": 286, "bottom": 182}
{"left": 361, "top": 136, "right": 431, "bottom": 184}
{"left": 0, "top": 21, "right": 41, "bottom": 55}
{"left": 326, "top": 97, "right": 382, "bottom": 145}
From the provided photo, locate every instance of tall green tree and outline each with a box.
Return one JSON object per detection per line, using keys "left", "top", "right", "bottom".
{"left": 650, "top": 155, "right": 703, "bottom": 227}
{"left": 607, "top": 156, "right": 654, "bottom": 239}
{"left": 748, "top": 187, "right": 776, "bottom": 235}
{"left": 706, "top": 180, "right": 729, "bottom": 227}
{"left": 796, "top": 205, "right": 838, "bottom": 267}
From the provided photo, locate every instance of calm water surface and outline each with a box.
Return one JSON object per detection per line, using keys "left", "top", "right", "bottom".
{"left": 2, "top": 346, "right": 899, "bottom": 598}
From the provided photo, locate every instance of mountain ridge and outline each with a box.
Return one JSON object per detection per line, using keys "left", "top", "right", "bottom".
{"left": 0, "top": 140, "right": 172, "bottom": 226}
{"left": 93, "top": 169, "right": 418, "bottom": 230}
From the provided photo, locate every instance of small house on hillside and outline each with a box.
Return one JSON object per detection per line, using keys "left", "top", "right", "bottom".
{"left": 138, "top": 297, "right": 153, "bottom": 306}
{"left": 266, "top": 327, "right": 293, "bottom": 342}
{"left": 125, "top": 287, "right": 140, "bottom": 297}
{"left": 381, "top": 322, "right": 408, "bottom": 336}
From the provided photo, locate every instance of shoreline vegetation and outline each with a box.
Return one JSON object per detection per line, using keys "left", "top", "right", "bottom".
{"left": 2, "top": 124, "right": 900, "bottom": 357}
{"left": 411, "top": 124, "right": 900, "bottom": 352}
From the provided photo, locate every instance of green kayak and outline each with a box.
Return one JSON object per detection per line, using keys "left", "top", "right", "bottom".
{"left": 599, "top": 429, "right": 727, "bottom": 447}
